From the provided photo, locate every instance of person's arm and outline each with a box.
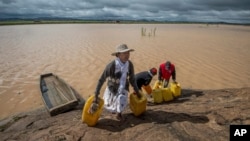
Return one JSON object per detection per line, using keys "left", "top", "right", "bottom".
{"left": 158, "top": 66, "right": 162, "bottom": 81}
{"left": 94, "top": 63, "right": 110, "bottom": 102}
{"left": 172, "top": 66, "right": 176, "bottom": 81}
{"left": 144, "top": 72, "right": 152, "bottom": 85}
{"left": 144, "top": 77, "right": 152, "bottom": 86}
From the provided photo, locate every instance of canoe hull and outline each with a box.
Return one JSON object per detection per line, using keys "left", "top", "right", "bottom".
{"left": 40, "top": 73, "right": 79, "bottom": 116}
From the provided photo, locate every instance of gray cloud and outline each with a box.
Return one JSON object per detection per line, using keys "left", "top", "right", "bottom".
{"left": 0, "top": 0, "right": 249, "bottom": 23}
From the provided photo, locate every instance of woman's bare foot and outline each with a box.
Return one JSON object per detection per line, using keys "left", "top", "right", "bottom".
{"left": 116, "top": 113, "right": 123, "bottom": 121}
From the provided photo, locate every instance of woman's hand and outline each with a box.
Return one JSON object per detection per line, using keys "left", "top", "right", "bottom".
{"left": 133, "top": 91, "right": 142, "bottom": 99}
{"left": 88, "top": 96, "right": 99, "bottom": 114}
{"left": 88, "top": 102, "right": 99, "bottom": 114}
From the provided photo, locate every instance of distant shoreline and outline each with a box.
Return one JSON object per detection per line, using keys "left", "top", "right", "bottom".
{"left": 0, "top": 19, "right": 249, "bottom": 26}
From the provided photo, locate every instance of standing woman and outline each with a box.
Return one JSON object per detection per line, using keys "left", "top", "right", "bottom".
{"left": 90, "top": 44, "right": 141, "bottom": 121}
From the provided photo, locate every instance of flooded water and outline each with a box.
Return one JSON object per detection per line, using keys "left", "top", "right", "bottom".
{"left": 0, "top": 24, "right": 250, "bottom": 119}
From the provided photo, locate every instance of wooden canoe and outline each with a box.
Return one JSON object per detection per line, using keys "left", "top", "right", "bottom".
{"left": 40, "top": 73, "right": 79, "bottom": 116}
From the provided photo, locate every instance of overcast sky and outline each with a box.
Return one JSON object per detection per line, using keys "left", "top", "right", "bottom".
{"left": 1, "top": 0, "right": 250, "bottom": 23}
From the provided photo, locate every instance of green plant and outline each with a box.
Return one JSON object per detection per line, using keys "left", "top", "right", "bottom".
{"left": 141, "top": 27, "right": 156, "bottom": 37}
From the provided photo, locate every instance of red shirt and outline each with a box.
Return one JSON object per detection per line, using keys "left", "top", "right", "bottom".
{"left": 159, "top": 63, "right": 175, "bottom": 80}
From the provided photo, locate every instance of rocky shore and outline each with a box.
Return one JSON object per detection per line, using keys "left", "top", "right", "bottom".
{"left": 1, "top": 87, "right": 249, "bottom": 141}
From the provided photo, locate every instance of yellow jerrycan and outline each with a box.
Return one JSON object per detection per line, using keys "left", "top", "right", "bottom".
{"left": 152, "top": 88, "right": 163, "bottom": 103}
{"left": 152, "top": 80, "right": 163, "bottom": 103}
{"left": 170, "top": 82, "right": 181, "bottom": 98}
{"left": 152, "top": 80, "right": 162, "bottom": 89}
{"left": 142, "top": 85, "right": 152, "bottom": 95}
{"left": 129, "top": 91, "right": 147, "bottom": 116}
{"left": 161, "top": 88, "right": 173, "bottom": 102}
{"left": 82, "top": 95, "right": 104, "bottom": 126}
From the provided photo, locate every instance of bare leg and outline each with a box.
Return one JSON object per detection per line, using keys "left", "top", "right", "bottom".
{"left": 163, "top": 80, "right": 169, "bottom": 88}
{"left": 116, "top": 113, "right": 123, "bottom": 121}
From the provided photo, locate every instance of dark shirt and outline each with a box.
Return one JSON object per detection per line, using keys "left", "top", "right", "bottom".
{"left": 135, "top": 71, "right": 153, "bottom": 90}
{"left": 94, "top": 60, "right": 139, "bottom": 97}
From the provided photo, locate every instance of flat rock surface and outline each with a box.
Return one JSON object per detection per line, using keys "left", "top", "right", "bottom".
{"left": 1, "top": 87, "right": 249, "bottom": 141}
